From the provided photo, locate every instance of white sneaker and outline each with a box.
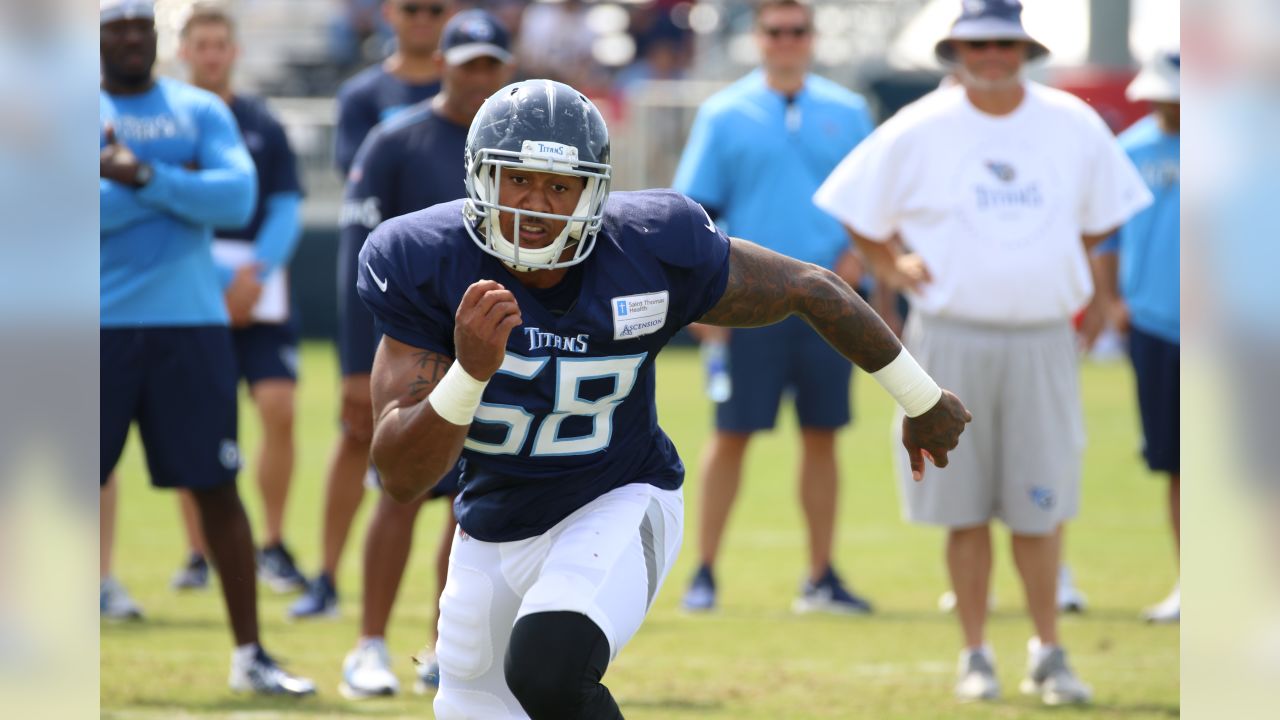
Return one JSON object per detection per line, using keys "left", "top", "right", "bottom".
{"left": 339, "top": 638, "right": 399, "bottom": 699}
{"left": 937, "top": 590, "right": 996, "bottom": 613}
{"left": 100, "top": 577, "right": 144, "bottom": 621}
{"left": 1142, "top": 584, "right": 1180, "bottom": 624}
{"left": 1019, "top": 638, "right": 1092, "bottom": 705}
{"left": 229, "top": 645, "right": 316, "bottom": 696}
{"left": 954, "top": 647, "right": 1000, "bottom": 702}
{"left": 1057, "top": 565, "right": 1088, "bottom": 613}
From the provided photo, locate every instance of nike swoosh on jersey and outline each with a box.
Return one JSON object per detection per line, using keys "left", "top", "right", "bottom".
{"left": 366, "top": 262, "right": 388, "bottom": 292}
{"left": 697, "top": 204, "right": 716, "bottom": 233}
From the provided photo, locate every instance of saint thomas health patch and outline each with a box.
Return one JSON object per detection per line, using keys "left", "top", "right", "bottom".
{"left": 611, "top": 291, "right": 668, "bottom": 340}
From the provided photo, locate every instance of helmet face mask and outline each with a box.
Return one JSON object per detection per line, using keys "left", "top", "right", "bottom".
{"left": 463, "top": 80, "right": 612, "bottom": 272}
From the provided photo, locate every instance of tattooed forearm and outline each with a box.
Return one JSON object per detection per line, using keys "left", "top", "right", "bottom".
{"left": 406, "top": 351, "right": 451, "bottom": 400}
{"left": 698, "top": 238, "right": 902, "bottom": 372}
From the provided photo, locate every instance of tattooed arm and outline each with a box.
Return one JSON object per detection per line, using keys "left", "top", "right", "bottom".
{"left": 370, "top": 280, "right": 522, "bottom": 502}
{"left": 368, "top": 337, "right": 468, "bottom": 502}
{"left": 699, "top": 238, "right": 971, "bottom": 477}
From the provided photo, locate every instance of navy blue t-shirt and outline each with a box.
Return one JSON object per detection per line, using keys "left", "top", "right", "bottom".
{"left": 358, "top": 191, "right": 733, "bottom": 541}
{"left": 219, "top": 94, "right": 303, "bottom": 243}
{"left": 340, "top": 101, "right": 469, "bottom": 240}
{"left": 334, "top": 64, "right": 441, "bottom": 174}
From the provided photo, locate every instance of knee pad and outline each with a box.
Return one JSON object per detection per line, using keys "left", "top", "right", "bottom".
{"left": 504, "top": 612, "right": 621, "bottom": 720}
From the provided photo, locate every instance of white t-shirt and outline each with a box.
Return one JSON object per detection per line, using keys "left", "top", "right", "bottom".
{"left": 814, "top": 83, "right": 1152, "bottom": 325}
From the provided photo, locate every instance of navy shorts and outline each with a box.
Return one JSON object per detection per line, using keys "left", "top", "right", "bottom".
{"left": 716, "top": 316, "right": 853, "bottom": 433}
{"left": 101, "top": 327, "right": 240, "bottom": 490}
{"left": 337, "top": 233, "right": 378, "bottom": 376}
{"left": 233, "top": 320, "right": 300, "bottom": 385}
{"left": 1129, "top": 325, "right": 1179, "bottom": 474}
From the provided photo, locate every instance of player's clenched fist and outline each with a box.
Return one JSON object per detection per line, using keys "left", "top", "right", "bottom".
{"left": 454, "top": 279, "right": 522, "bottom": 381}
{"left": 902, "top": 390, "right": 972, "bottom": 481}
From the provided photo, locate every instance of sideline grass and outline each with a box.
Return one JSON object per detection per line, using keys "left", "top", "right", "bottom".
{"left": 102, "top": 343, "right": 1178, "bottom": 718}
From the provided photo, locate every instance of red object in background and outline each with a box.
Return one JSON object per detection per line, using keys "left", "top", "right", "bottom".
{"left": 1050, "top": 65, "right": 1149, "bottom": 134}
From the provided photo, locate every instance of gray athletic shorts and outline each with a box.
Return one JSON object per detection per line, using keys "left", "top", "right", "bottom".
{"left": 894, "top": 313, "right": 1085, "bottom": 535}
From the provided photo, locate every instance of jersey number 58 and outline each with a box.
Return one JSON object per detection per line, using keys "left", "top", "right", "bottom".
{"left": 464, "top": 352, "right": 648, "bottom": 457}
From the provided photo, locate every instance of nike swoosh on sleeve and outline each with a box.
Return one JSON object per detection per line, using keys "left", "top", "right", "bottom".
{"left": 366, "top": 262, "right": 389, "bottom": 292}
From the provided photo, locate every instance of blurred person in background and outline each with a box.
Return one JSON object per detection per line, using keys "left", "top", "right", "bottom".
{"left": 167, "top": 1, "right": 308, "bottom": 596}
{"left": 672, "top": 0, "right": 877, "bottom": 616}
{"left": 1095, "top": 48, "right": 1181, "bottom": 624}
{"left": 334, "top": 9, "right": 514, "bottom": 699}
{"left": 516, "top": 0, "right": 601, "bottom": 92}
{"left": 98, "top": 0, "right": 314, "bottom": 695}
{"left": 291, "top": 0, "right": 457, "bottom": 621}
{"left": 814, "top": 0, "right": 1152, "bottom": 705}
{"left": 334, "top": 0, "right": 457, "bottom": 175}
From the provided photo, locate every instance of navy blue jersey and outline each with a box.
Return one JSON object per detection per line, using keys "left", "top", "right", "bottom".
{"left": 219, "top": 94, "right": 303, "bottom": 243}
{"left": 340, "top": 102, "right": 469, "bottom": 244}
{"left": 358, "top": 191, "right": 732, "bottom": 541}
{"left": 334, "top": 65, "right": 442, "bottom": 174}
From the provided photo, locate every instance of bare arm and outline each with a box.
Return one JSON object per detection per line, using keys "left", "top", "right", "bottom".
{"left": 1090, "top": 243, "right": 1128, "bottom": 332}
{"left": 699, "top": 239, "right": 971, "bottom": 477}
{"left": 1078, "top": 228, "right": 1123, "bottom": 348}
{"left": 370, "top": 279, "right": 523, "bottom": 503}
{"left": 698, "top": 237, "right": 901, "bottom": 371}
{"left": 369, "top": 337, "right": 470, "bottom": 503}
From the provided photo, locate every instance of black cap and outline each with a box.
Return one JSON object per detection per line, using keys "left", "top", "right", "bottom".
{"left": 441, "top": 9, "right": 512, "bottom": 66}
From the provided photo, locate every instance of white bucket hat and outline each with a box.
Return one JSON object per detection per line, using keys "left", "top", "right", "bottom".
{"left": 935, "top": 0, "right": 1049, "bottom": 64}
{"left": 1127, "top": 49, "right": 1180, "bottom": 103}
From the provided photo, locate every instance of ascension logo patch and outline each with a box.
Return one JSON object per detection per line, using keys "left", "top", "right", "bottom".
{"left": 611, "top": 291, "right": 668, "bottom": 340}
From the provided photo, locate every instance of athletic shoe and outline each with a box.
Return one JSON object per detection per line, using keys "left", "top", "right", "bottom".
{"left": 258, "top": 543, "right": 308, "bottom": 594}
{"left": 681, "top": 565, "right": 717, "bottom": 612}
{"left": 339, "top": 638, "right": 399, "bottom": 699}
{"left": 229, "top": 645, "right": 316, "bottom": 696}
{"left": 287, "top": 573, "right": 338, "bottom": 620}
{"left": 170, "top": 553, "right": 209, "bottom": 591}
{"left": 100, "top": 577, "right": 144, "bottom": 621}
{"left": 938, "top": 590, "right": 996, "bottom": 613}
{"left": 1057, "top": 565, "right": 1088, "bottom": 613}
{"left": 412, "top": 646, "right": 440, "bottom": 694}
{"left": 1019, "top": 638, "right": 1092, "bottom": 705}
{"left": 1142, "top": 584, "right": 1179, "bottom": 624}
{"left": 792, "top": 567, "right": 874, "bottom": 615}
{"left": 955, "top": 647, "right": 1000, "bottom": 702}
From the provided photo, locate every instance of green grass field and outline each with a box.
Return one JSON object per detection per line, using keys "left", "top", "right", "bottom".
{"left": 102, "top": 343, "right": 1178, "bottom": 719}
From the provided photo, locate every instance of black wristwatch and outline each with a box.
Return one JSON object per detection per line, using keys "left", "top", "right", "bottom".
{"left": 134, "top": 163, "right": 154, "bottom": 187}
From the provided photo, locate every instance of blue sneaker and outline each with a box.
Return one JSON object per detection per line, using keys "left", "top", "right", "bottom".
{"left": 170, "top": 553, "right": 209, "bottom": 591}
{"left": 681, "top": 565, "right": 717, "bottom": 612}
{"left": 258, "top": 543, "right": 308, "bottom": 594}
{"left": 287, "top": 573, "right": 338, "bottom": 620}
{"left": 412, "top": 647, "right": 439, "bottom": 694}
{"left": 792, "top": 567, "right": 874, "bottom": 615}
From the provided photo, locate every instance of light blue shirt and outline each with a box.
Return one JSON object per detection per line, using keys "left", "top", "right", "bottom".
{"left": 673, "top": 70, "right": 874, "bottom": 270}
{"left": 100, "top": 77, "right": 257, "bottom": 327}
{"left": 1100, "top": 115, "right": 1179, "bottom": 343}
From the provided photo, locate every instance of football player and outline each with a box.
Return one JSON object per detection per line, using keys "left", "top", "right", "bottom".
{"left": 359, "top": 79, "right": 971, "bottom": 719}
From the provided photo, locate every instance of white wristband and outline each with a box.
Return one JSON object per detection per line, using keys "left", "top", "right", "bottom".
{"left": 871, "top": 349, "right": 942, "bottom": 418}
{"left": 427, "top": 362, "right": 489, "bottom": 426}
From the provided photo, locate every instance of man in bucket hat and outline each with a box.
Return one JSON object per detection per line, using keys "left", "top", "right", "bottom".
{"left": 815, "top": 0, "right": 1152, "bottom": 704}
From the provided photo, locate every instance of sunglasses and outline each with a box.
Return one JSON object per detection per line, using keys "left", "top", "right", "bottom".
{"left": 961, "top": 39, "right": 1020, "bottom": 50}
{"left": 398, "top": 2, "right": 446, "bottom": 17}
{"left": 762, "top": 25, "right": 811, "bottom": 40}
